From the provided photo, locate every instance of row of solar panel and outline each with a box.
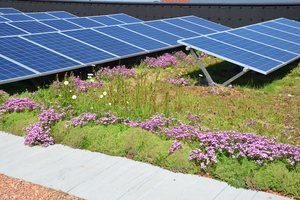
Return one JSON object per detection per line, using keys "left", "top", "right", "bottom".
{"left": 179, "top": 17, "right": 300, "bottom": 75}
{"left": 0, "top": 8, "right": 231, "bottom": 84}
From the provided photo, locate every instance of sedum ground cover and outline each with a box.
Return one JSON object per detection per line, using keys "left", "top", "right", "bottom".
{"left": 0, "top": 50, "right": 299, "bottom": 198}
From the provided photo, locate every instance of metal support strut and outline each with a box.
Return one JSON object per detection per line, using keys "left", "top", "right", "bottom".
{"left": 190, "top": 48, "right": 214, "bottom": 85}
{"left": 188, "top": 47, "right": 250, "bottom": 87}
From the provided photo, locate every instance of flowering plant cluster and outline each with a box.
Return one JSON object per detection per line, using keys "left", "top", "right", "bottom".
{"left": 73, "top": 75, "right": 103, "bottom": 92}
{"left": 123, "top": 113, "right": 300, "bottom": 169}
{"left": 96, "top": 65, "right": 137, "bottom": 79}
{"left": 0, "top": 90, "right": 9, "bottom": 102}
{"left": 23, "top": 108, "right": 66, "bottom": 147}
{"left": 67, "top": 111, "right": 123, "bottom": 127}
{"left": 162, "top": 77, "right": 191, "bottom": 86}
{"left": 143, "top": 53, "right": 180, "bottom": 68}
{"left": 0, "top": 97, "right": 40, "bottom": 120}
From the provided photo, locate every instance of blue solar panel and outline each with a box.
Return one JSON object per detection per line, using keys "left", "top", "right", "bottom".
{"left": 163, "top": 18, "right": 216, "bottom": 35}
{"left": 144, "top": 20, "right": 199, "bottom": 38}
{"left": 246, "top": 24, "right": 300, "bottom": 44}
{"left": 63, "top": 29, "right": 144, "bottom": 57}
{"left": 180, "top": 16, "right": 231, "bottom": 32}
{"left": 261, "top": 21, "right": 300, "bottom": 37}
{"left": 66, "top": 17, "right": 105, "bottom": 28}
{"left": 24, "top": 33, "right": 116, "bottom": 64}
{"left": 0, "top": 8, "right": 22, "bottom": 14}
{"left": 108, "top": 14, "right": 142, "bottom": 23}
{"left": 0, "top": 23, "right": 28, "bottom": 37}
{"left": 0, "top": 56, "right": 36, "bottom": 83}
{"left": 26, "top": 12, "right": 58, "bottom": 20}
{"left": 0, "top": 16, "right": 10, "bottom": 22}
{"left": 179, "top": 18, "right": 300, "bottom": 75}
{"left": 121, "top": 23, "right": 182, "bottom": 46}
{"left": 88, "top": 16, "right": 124, "bottom": 26}
{"left": 0, "top": 14, "right": 35, "bottom": 21}
{"left": 180, "top": 36, "right": 282, "bottom": 73}
{"left": 0, "top": 37, "right": 80, "bottom": 73}
{"left": 208, "top": 32, "right": 298, "bottom": 62}
{"left": 9, "top": 21, "right": 57, "bottom": 34}
{"left": 46, "top": 11, "right": 77, "bottom": 19}
{"left": 40, "top": 19, "right": 82, "bottom": 31}
{"left": 274, "top": 18, "right": 300, "bottom": 29}
{"left": 229, "top": 28, "right": 300, "bottom": 54}
{"left": 94, "top": 26, "right": 168, "bottom": 51}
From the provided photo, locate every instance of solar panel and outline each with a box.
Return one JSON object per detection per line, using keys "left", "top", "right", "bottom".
{"left": 274, "top": 18, "right": 300, "bottom": 29}
{"left": 0, "top": 8, "right": 22, "bottom": 14}
{"left": 40, "top": 19, "right": 83, "bottom": 31}
{"left": 94, "top": 26, "right": 169, "bottom": 51}
{"left": 246, "top": 24, "right": 300, "bottom": 44}
{"left": 121, "top": 23, "right": 182, "bottom": 46}
{"left": 46, "top": 11, "right": 77, "bottom": 19}
{"left": 66, "top": 17, "right": 105, "bottom": 28}
{"left": 0, "top": 56, "right": 37, "bottom": 83}
{"left": 162, "top": 18, "right": 216, "bottom": 35}
{"left": 178, "top": 18, "right": 300, "bottom": 86}
{"left": 88, "top": 16, "right": 124, "bottom": 26}
{"left": 9, "top": 21, "right": 58, "bottom": 34}
{"left": 0, "top": 14, "right": 35, "bottom": 22}
{"left": 0, "top": 16, "right": 9, "bottom": 22}
{"left": 0, "top": 23, "right": 28, "bottom": 37}
{"left": 63, "top": 29, "right": 144, "bottom": 57}
{"left": 108, "top": 14, "right": 142, "bottom": 23}
{"left": 229, "top": 28, "right": 300, "bottom": 54}
{"left": 0, "top": 37, "right": 80, "bottom": 73}
{"left": 180, "top": 16, "right": 231, "bottom": 32}
{"left": 24, "top": 33, "right": 116, "bottom": 64}
{"left": 261, "top": 21, "right": 300, "bottom": 36}
{"left": 144, "top": 20, "right": 200, "bottom": 38}
{"left": 26, "top": 12, "right": 58, "bottom": 20}
{"left": 0, "top": 11, "right": 235, "bottom": 85}
{"left": 208, "top": 32, "right": 298, "bottom": 62}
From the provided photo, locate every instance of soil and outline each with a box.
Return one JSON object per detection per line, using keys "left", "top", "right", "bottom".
{"left": 0, "top": 174, "right": 85, "bottom": 200}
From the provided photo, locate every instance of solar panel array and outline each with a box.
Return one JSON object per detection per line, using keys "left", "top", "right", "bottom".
{"left": 0, "top": 8, "right": 230, "bottom": 84}
{"left": 179, "top": 18, "right": 300, "bottom": 75}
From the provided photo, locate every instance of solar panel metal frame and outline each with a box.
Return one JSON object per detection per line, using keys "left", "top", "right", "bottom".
{"left": 178, "top": 17, "right": 300, "bottom": 87}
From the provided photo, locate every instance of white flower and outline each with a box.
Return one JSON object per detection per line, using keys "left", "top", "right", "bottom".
{"left": 72, "top": 95, "right": 77, "bottom": 99}
{"left": 100, "top": 95, "right": 104, "bottom": 98}
{"left": 126, "top": 101, "right": 129, "bottom": 104}
{"left": 103, "top": 91, "right": 107, "bottom": 95}
{"left": 90, "top": 107, "right": 93, "bottom": 109}
{"left": 108, "top": 103, "right": 112, "bottom": 106}
{"left": 69, "top": 90, "right": 72, "bottom": 92}
{"left": 89, "top": 79, "right": 95, "bottom": 82}
{"left": 64, "top": 81, "right": 69, "bottom": 85}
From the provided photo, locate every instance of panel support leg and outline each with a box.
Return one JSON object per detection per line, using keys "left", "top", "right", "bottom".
{"left": 220, "top": 67, "right": 250, "bottom": 87}
{"left": 189, "top": 48, "right": 214, "bottom": 85}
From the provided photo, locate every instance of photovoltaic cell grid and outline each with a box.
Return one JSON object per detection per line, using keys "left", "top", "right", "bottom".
{"left": 179, "top": 18, "right": 300, "bottom": 75}
{"left": 0, "top": 8, "right": 22, "bottom": 14}
{"left": 9, "top": 21, "right": 58, "bottom": 34}
{"left": 0, "top": 9, "right": 231, "bottom": 84}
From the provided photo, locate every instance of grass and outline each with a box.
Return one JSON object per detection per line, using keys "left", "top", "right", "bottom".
{"left": 0, "top": 50, "right": 299, "bottom": 198}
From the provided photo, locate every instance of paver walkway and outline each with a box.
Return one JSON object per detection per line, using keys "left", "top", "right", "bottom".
{"left": 0, "top": 131, "right": 292, "bottom": 200}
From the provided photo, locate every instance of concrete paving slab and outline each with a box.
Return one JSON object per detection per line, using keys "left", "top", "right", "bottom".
{"left": 252, "top": 191, "right": 291, "bottom": 200}
{"left": 213, "top": 185, "right": 244, "bottom": 200}
{"left": 139, "top": 173, "right": 201, "bottom": 200}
